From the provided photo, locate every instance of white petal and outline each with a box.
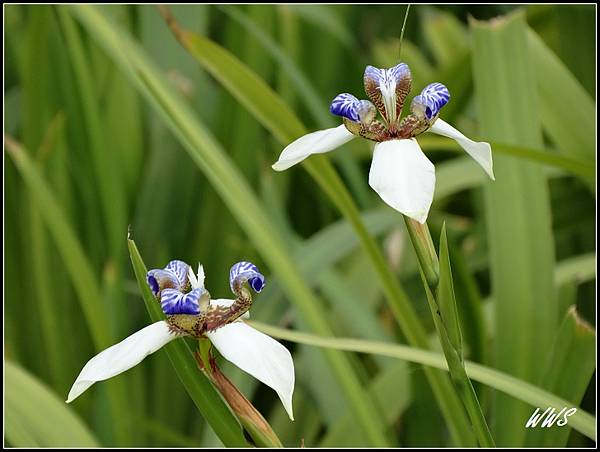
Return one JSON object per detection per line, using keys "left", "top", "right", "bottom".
{"left": 428, "top": 118, "right": 495, "bottom": 180}
{"left": 188, "top": 266, "right": 199, "bottom": 289}
{"left": 210, "top": 298, "right": 249, "bottom": 320}
{"left": 368, "top": 139, "right": 435, "bottom": 223}
{"left": 208, "top": 322, "right": 295, "bottom": 420}
{"left": 66, "top": 321, "right": 179, "bottom": 403}
{"left": 196, "top": 264, "right": 205, "bottom": 289}
{"left": 272, "top": 125, "right": 355, "bottom": 171}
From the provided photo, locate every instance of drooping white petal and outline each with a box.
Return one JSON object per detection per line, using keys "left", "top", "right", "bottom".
{"left": 210, "top": 298, "right": 249, "bottom": 320}
{"left": 429, "top": 118, "right": 495, "bottom": 180}
{"left": 368, "top": 139, "right": 435, "bottom": 224}
{"left": 272, "top": 125, "right": 355, "bottom": 171}
{"left": 66, "top": 321, "right": 179, "bottom": 403}
{"left": 208, "top": 322, "right": 295, "bottom": 420}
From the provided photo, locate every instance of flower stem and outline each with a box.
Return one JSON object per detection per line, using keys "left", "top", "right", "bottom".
{"left": 403, "top": 217, "right": 496, "bottom": 447}
{"left": 195, "top": 343, "right": 284, "bottom": 448}
{"left": 403, "top": 217, "right": 440, "bottom": 289}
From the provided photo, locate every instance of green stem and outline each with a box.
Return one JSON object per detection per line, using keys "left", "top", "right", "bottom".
{"left": 404, "top": 217, "right": 495, "bottom": 447}
{"left": 403, "top": 217, "right": 440, "bottom": 288}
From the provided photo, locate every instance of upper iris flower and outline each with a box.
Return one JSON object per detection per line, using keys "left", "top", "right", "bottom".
{"left": 67, "top": 260, "right": 295, "bottom": 420}
{"left": 272, "top": 63, "right": 495, "bottom": 223}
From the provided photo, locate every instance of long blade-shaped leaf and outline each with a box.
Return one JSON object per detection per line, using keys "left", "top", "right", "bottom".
{"left": 525, "top": 306, "right": 596, "bottom": 446}
{"left": 471, "top": 11, "right": 558, "bottom": 446}
{"left": 5, "top": 360, "right": 99, "bottom": 447}
{"left": 528, "top": 28, "right": 595, "bottom": 162}
{"left": 250, "top": 321, "right": 596, "bottom": 442}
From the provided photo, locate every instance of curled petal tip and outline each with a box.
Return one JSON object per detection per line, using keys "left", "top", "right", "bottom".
{"left": 330, "top": 94, "right": 376, "bottom": 124}
{"left": 230, "top": 261, "right": 265, "bottom": 294}
{"left": 330, "top": 93, "right": 361, "bottom": 122}
{"left": 412, "top": 82, "right": 450, "bottom": 120}
{"left": 147, "top": 260, "right": 191, "bottom": 296}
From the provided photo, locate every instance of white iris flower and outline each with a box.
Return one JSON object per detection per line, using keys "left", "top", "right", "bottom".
{"left": 66, "top": 260, "right": 295, "bottom": 420}
{"left": 272, "top": 63, "right": 495, "bottom": 223}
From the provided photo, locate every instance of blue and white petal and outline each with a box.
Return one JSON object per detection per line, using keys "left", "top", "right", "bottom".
{"left": 364, "top": 63, "right": 411, "bottom": 124}
{"left": 147, "top": 260, "right": 191, "bottom": 296}
{"left": 146, "top": 269, "right": 179, "bottom": 296}
{"left": 161, "top": 288, "right": 205, "bottom": 315}
{"left": 428, "top": 118, "right": 495, "bottom": 180}
{"left": 165, "top": 260, "right": 190, "bottom": 289}
{"left": 330, "top": 93, "right": 376, "bottom": 123}
{"left": 330, "top": 93, "right": 361, "bottom": 122}
{"left": 272, "top": 125, "right": 355, "bottom": 171}
{"left": 208, "top": 322, "right": 295, "bottom": 420}
{"left": 66, "top": 321, "right": 180, "bottom": 403}
{"left": 229, "top": 261, "right": 265, "bottom": 294}
{"left": 368, "top": 139, "right": 435, "bottom": 223}
{"left": 411, "top": 83, "right": 450, "bottom": 120}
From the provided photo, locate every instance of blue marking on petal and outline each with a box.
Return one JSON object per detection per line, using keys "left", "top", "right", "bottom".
{"left": 249, "top": 274, "right": 266, "bottom": 292}
{"left": 165, "top": 260, "right": 190, "bottom": 289}
{"left": 146, "top": 269, "right": 179, "bottom": 296}
{"left": 161, "top": 288, "right": 204, "bottom": 315}
{"left": 229, "top": 261, "right": 265, "bottom": 293}
{"left": 330, "top": 93, "right": 361, "bottom": 122}
{"left": 147, "top": 274, "right": 160, "bottom": 296}
{"left": 412, "top": 82, "right": 450, "bottom": 119}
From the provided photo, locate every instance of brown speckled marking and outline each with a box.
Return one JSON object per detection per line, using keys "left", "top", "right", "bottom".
{"left": 166, "top": 288, "right": 254, "bottom": 338}
{"left": 363, "top": 68, "right": 412, "bottom": 126}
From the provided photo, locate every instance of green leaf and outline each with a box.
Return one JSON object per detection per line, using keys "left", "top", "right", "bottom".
{"left": 528, "top": 27, "right": 595, "bottom": 162}
{"left": 554, "top": 253, "right": 596, "bottom": 287}
{"left": 446, "top": 234, "right": 488, "bottom": 367}
{"left": 56, "top": 8, "right": 127, "bottom": 260}
{"left": 285, "top": 5, "right": 354, "bottom": 50}
{"left": 127, "top": 238, "right": 249, "bottom": 447}
{"left": 422, "top": 6, "right": 468, "bottom": 67}
{"left": 5, "top": 138, "right": 111, "bottom": 351}
{"left": 5, "top": 135, "right": 141, "bottom": 446}
{"left": 321, "top": 361, "right": 411, "bottom": 447}
{"left": 5, "top": 360, "right": 99, "bottom": 447}
{"left": 525, "top": 306, "right": 596, "bottom": 447}
{"left": 554, "top": 5, "right": 595, "bottom": 96}
{"left": 250, "top": 321, "right": 596, "bottom": 442}
{"left": 471, "top": 11, "right": 558, "bottom": 445}
{"left": 437, "top": 223, "right": 463, "bottom": 353}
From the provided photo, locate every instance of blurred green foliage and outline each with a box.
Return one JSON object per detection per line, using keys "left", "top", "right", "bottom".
{"left": 4, "top": 4, "right": 596, "bottom": 447}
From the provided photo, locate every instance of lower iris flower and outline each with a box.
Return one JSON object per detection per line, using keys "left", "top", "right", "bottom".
{"left": 67, "top": 260, "right": 295, "bottom": 420}
{"left": 272, "top": 63, "right": 495, "bottom": 223}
